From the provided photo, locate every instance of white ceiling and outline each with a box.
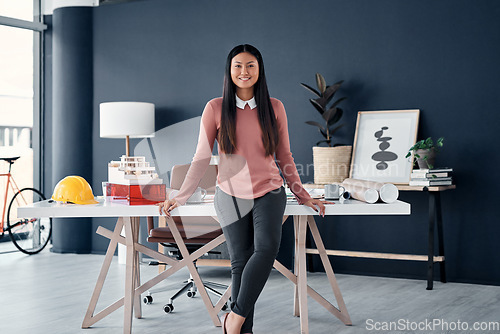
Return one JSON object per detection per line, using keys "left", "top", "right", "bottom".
{"left": 43, "top": 0, "right": 142, "bottom": 15}
{"left": 43, "top": 0, "right": 99, "bottom": 15}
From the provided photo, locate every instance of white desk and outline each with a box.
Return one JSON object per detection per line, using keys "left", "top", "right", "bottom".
{"left": 19, "top": 198, "right": 410, "bottom": 334}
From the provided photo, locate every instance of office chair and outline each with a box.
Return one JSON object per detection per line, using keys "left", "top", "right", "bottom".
{"left": 144, "top": 164, "right": 229, "bottom": 314}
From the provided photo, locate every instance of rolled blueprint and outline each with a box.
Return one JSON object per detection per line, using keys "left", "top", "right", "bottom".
{"left": 340, "top": 182, "right": 379, "bottom": 204}
{"left": 342, "top": 178, "right": 399, "bottom": 203}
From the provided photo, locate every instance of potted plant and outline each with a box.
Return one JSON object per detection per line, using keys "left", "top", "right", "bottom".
{"left": 301, "top": 73, "right": 351, "bottom": 184}
{"left": 406, "top": 137, "right": 444, "bottom": 169}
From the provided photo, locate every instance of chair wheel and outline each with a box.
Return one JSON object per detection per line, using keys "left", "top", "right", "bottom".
{"left": 163, "top": 303, "right": 174, "bottom": 313}
{"left": 187, "top": 291, "right": 196, "bottom": 298}
{"left": 222, "top": 303, "right": 228, "bottom": 311}
{"left": 143, "top": 295, "right": 153, "bottom": 304}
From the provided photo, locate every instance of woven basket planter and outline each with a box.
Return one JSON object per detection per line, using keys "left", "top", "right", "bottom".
{"left": 313, "top": 146, "right": 352, "bottom": 184}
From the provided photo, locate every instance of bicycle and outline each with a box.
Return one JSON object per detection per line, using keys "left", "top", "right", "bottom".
{"left": 0, "top": 156, "right": 52, "bottom": 254}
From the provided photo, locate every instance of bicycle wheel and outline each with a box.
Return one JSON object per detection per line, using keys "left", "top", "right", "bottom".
{"left": 6, "top": 188, "right": 52, "bottom": 255}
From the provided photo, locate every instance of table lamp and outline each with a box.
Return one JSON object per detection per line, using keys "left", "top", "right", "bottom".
{"left": 100, "top": 101, "right": 155, "bottom": 156}
{"left": 100, "top": 101, "right": 164, "bottom": 206}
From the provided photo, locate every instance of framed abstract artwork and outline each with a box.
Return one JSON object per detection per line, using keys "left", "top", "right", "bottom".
{"left": 349, "top": 110, "right": 420, "bottom": 184}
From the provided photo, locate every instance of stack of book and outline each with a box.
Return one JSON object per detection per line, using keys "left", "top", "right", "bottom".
{"left": 409, "top": 167, "right": 453, "bottom": 186}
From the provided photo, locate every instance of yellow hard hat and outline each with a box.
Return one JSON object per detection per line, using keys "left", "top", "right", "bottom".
{"left": 52, "top": 175, "right": 98, "bottom": 205}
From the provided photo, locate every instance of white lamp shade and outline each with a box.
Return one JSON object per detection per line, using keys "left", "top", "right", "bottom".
{"left": 100, "top": 102, "right": 155, "bottom": 138}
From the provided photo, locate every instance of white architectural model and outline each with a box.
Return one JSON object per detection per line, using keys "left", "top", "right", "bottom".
{"left": 108, "top": 155, "right": 163, "bottom": 185}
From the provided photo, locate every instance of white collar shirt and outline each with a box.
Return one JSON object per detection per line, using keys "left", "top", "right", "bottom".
{"left": 235, "top": 95, "right": 257, "bottom": 110}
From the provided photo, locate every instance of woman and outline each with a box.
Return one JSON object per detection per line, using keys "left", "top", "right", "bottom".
{"left": 158, "top": 44, "right": 330, "bottom": 334}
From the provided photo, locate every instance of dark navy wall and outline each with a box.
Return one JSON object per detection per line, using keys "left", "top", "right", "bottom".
{"left": 45, "top": 0, "right": 500, "bottom": 284}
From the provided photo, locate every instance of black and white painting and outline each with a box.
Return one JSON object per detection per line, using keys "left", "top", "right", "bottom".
{"left": 350, "top": 110, "right": 420, "bottom": 184}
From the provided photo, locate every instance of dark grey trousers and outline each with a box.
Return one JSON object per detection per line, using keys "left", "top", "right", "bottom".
{"left": 214, "top": 186, "right": 287, "bottom": 333}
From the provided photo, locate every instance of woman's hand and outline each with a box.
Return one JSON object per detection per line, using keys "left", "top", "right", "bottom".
{"left": 157, "top": 198, "right": 180, "bottom": 217}
{"left": 303, "top": 198, "right": 334, "bottom": 217}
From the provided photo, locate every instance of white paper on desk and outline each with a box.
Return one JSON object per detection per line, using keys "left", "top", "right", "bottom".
{"left": 307, "top": 188, "right": 325, "bottom": 198}
{"left": 169, "top": 190, "right": 215, "bottom": 203}
{"left": 286, "top": 188, "right": 324, "bottom": 200}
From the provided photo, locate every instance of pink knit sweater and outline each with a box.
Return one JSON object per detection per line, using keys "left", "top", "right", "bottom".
{"left": 174, "top": 97, "right": 312, "bottom": 206}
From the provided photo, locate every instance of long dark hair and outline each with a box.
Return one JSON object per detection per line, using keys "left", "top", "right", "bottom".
{"left": 219, "top": 44, "right": 279, "bottom": 156}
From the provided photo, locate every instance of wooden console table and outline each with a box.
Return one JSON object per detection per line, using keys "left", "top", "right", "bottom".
{"left": 303, "top": 183, "right": 456, "bottom": 290}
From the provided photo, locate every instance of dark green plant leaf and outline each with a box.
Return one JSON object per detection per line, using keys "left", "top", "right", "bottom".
{"left": 323, "top": 86, "right": 337, "bottom": 103}
{"left": 332, "top": 79, "right": 344, "bottom": 87}
{"left": 322, "top": 108, "right": 336, "bottom": 122}
{"left": 408, "top": 141, "right": 421, "bottom": 151}
{"left": 327, "top": 107, "right": 343, "bottom": 125}
{"left": 408, "top": 137, "right": 445, "bottom": 152}
{"left": 309, "top": 98, "right": 325, "bottom": 115}
{"left": 323, "top": 80, "right": 344, "bottom": 104}
{"left": 300, "top": 83, "right": 321, "bottom": 97}
{"left": 412, "top": 140, "right": 425, "bottom": 149}
{"left": 312, "top": 96, "right": 328, "bottom": 110}
{"left": 322, "top": 99, "right": 346, "bottom": 126}
{"left": 305, "top": 121, "right": 326, "bottom": 132}
{"left": 316, "top": 73, "right": 326, "bottom": 94}
{"left": 330, "top": 96, "right": 347, "bottom": 110}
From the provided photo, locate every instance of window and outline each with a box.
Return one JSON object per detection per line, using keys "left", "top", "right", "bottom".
{"left": 0, "top": 1, "right": 45, "bottom": 232}
{"left": 0, "top": 0, "right": 33, "bottom": 21}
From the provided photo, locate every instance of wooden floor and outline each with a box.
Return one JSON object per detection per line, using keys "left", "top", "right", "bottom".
{"left": 1, "top": 249, "right": 499, "bottom": 334}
